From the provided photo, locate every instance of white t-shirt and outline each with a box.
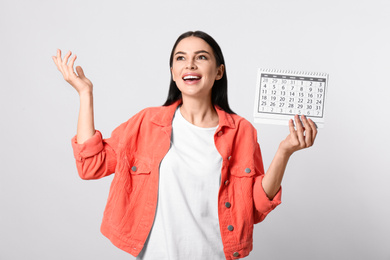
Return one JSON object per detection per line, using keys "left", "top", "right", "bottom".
{"left": 137, "top": 107, "right": 225, "bottom": 260}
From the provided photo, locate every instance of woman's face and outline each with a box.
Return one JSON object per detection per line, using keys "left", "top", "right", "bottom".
{"left": 171, "top": 36, "right": 224, "bottom": 101}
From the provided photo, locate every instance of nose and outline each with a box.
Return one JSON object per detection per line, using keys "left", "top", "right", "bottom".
{"left": 185, "top": 59, "right": 197, "bottom": 70}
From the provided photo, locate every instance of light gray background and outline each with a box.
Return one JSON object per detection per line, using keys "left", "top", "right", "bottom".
{"left": 1, "top": 0, "right": 389, "bottom": 259}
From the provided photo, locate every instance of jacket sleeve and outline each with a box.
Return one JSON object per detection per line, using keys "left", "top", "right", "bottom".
{"left": 71, "top": 121, "right": 128, "bottom": 180}
{"left": 252, "top": 131, "right": 282, "bottom": 224}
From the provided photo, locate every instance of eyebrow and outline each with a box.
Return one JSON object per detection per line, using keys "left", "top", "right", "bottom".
{"left": 174, "top": 50, "right": 211, "bottom": 56}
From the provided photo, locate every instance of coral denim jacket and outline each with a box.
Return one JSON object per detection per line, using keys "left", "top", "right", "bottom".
{"left": 71, "top": 100, "right": 282, "bottom": 260}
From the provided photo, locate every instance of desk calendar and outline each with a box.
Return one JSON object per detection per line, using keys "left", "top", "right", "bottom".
{"left": 254, "top": 69, "right": 329, "bottom": 128}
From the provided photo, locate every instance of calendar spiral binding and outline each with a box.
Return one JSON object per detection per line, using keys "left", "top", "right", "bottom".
{"left": 260, "top": 68, "right": 328, "bottom": 77}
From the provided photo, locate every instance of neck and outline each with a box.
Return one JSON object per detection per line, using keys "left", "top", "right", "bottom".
{"left": 179, "top": 96, "right": 219, "bottom": 128}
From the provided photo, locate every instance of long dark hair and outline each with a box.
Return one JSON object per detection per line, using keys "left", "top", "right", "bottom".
{"left": 163, "top": 31, "right": 235, "bottom": 114}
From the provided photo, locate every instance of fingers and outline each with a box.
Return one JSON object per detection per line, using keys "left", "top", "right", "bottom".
{"left": 62, "top": 50, "right": 72, "bottom": 66}
{"left": 289, "top": 115, "right": 318, "bottom": 151}
{"left": 298, "top": 115, "right": 318, "bottom": 148}
{"left": 52, "top": 49, "right": 64, "bottom": 71}
{"left": 281, "top": 115, "right": 318, "bottom": 156}
{"left": 300, "top": 115, "right": 312, "bottom": 147}
{"left": 52, "top": 49, "right": 62, "bottom": 71}
{"left": 62, "top": 51, "right": 73, "bottom": 79}
{"left": 52, "top": 49, "right": 78, "bottom": 82}
{"left": 76, "top": 66, "right": 85, "bottom": 78}
{"left": 307, "top": 118, "right": 318, "bottom": 145}
{"left": 288, "top": 119, "right": 296, "bottom": 135}
{"left": 294, "top": 115, "right": 306, "bottom": 148}
{"left": 68, "top": 54, "right": 78, "bottom": 76}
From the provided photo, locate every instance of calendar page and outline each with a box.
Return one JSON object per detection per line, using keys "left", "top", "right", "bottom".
{"left": 254, "top": 69, "right": 329, "bottom": 128}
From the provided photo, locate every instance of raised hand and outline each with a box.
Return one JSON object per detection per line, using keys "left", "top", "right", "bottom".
{"left": 52, "top": 49, "right": 95, "bottom": 143}
{"left": 52, "top": 49, "right": 93, "bottom": 95}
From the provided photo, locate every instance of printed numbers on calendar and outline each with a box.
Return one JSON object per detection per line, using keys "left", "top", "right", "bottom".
{"left": 254, "top": 69, "right": 329, "bottom": 127}
{"left": 257, "top": 73, "right": 326, "bottom": 118}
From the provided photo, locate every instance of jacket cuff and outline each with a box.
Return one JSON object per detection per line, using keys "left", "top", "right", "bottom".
{"left": 253, "top": 175, "right": 282, "bottom": 214}
{"left": 71, "top": 131, "right": 104, "bottom": 161}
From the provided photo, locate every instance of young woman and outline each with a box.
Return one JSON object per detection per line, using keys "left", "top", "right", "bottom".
{"left": 52, "top": 31, "right": 317, "bottom": 260}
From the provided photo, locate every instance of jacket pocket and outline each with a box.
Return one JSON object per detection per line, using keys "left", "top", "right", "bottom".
{"left": 229, "top": 165, "right": 256, "bottom": 178}
{"left": 123, "top": 156, "right": 152, "bottom": 195}
{"left": 128, "top": 157, "right": 152, "bottom": 175}
{"left": 104, "top": 157, "right": 152, "bottom": 231}
{"left": 229, "top": 165, "right": 255, "bottom": 201}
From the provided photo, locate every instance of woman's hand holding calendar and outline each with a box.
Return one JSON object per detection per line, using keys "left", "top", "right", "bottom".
{"left": 262, "top": 114, "right": 317, "bottom": 199}
{"left": 279, "top": 114, "right": 318, "bottom": 156}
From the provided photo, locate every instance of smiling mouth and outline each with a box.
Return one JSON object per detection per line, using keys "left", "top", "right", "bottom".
{"left": 183, "top": 75, "right": 201, "bottom": 82}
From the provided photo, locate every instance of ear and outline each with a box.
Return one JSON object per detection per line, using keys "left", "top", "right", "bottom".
{"left": 215, "top": 64, "right": 224, "bottom": 81}
{"left": 171, "top": 67, "right": 176, "bottom": 82}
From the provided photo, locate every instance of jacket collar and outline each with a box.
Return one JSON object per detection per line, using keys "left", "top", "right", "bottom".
{"left": 215, "top": 105, "right": 236, "bottom": 129}
{"left": 151, "top": 99, "right": 236, "bottom": 129}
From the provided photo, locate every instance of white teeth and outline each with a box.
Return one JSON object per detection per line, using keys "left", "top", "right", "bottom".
{"left": 183, "top": 75, "right": 200, "bottom": 80}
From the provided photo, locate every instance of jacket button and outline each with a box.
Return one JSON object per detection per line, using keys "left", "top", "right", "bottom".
{"left": 131, "top": 166, "right": 137, "bottom": 172}
{"left": 217, "top": 131, "right": 223, "bottom": 137}
{"left": 228, "top": 156, "right": 231, "bottom": 160}
{"left": 245, "top": 168, "right": 251, "bottom": 173}
{"left": 227, "top": 225, "right": 234, "bottom": 231}
{"left": 224, "top": 180, "right": 229, "bottom": 186}
{"left": 233, "top": 252, "right": 240, "bottom": 257}
{"left": 225, "top": 202, "right": 231, "bottom": 208}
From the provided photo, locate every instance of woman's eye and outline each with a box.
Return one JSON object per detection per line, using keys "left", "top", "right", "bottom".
{"left": 198, "top": 55, "right": 207, "bottom": 60}
{"left": 176, "top": 56, "right": 185, "bottom": 61}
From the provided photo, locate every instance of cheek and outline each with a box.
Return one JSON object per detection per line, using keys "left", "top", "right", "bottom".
{"left": 171, "top": 68, "right": 177, "bottom": 82}
{"left": 171, "top": 65, "right": 183, "bottom": 82}
{"left": 207, "top": 67, "right": 219, "bottom": 80}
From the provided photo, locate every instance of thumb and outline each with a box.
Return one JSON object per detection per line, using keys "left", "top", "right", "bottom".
{"left": 76, "top": 66, "right": 86, "bottom": 78}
